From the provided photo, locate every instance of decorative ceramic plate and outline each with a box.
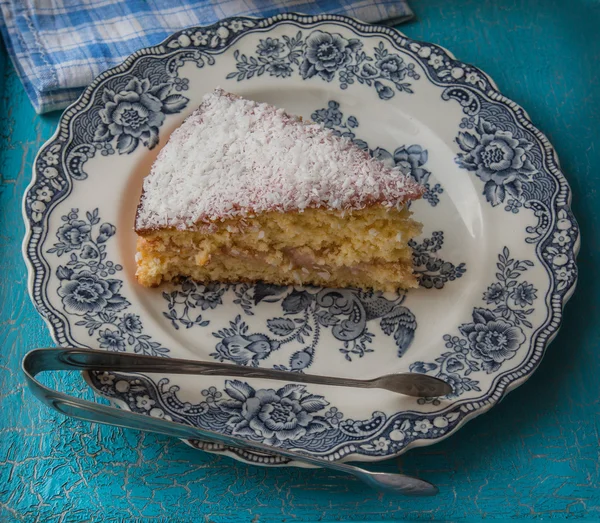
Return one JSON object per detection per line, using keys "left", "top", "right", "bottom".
{"left": 23, "top": 14, "right": 579, "bottom": 466}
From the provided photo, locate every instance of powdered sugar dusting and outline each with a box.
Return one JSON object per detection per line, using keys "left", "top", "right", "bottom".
{"left": 136, "top": 89, "right": 423, "bottom": 230}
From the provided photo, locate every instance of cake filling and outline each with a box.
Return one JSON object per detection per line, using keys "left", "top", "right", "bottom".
{"left": 136, "top": 207, "right": 421, "bottom": 291}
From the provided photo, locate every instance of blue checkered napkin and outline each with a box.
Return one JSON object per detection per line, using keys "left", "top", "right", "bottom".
{"left": 0, "top": 0, "right": 413, "bottom": 114}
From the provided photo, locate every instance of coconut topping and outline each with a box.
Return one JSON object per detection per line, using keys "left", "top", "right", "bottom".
{"left": 136, "top": 89, "right": 423, "bottom": 230}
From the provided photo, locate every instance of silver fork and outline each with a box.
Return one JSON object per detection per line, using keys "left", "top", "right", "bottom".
{"left": 22, "top": 347, "right": 445, "bottom": 496}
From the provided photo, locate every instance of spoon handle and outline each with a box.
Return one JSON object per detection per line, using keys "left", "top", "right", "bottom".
{"left": 22, "top": 347, "right": 438, "bottom": 496}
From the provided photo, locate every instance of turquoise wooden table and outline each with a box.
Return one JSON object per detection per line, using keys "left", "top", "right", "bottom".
{"left": 1, "top": 1, "right": 599, "bottom": 520}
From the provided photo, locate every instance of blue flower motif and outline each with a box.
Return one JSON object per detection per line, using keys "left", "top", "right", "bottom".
{"left": 456, "top": 120, "right": 538, "bottom": 206}
{"left": 409, "top": 361, "right": 438, "bottom": 374}
{"left": 315, "top": 289, "right": 358, "bottom": 316}
{"left": 443, "top": 334, "right": 469, "bottom": 354}
{"left": 393, "top": 145, "right": 430, "bottom": 184}
{"left": 57, "top": 220, "right": 91, "bottom": 250}
{"left": 324, "top": 407, "right": 343, "bottom": 426}
{"left": 374, "top": 144, "right": 431, "bottom": 185}
{"left": 172, "top": 77, "right": 189, "bottom": 92}
{"left": 419, "top": 274, "right": 440, "bottom": 290}
{"left": 552, "top": 231, "right": 571, "bottom": 247}
{"left": 482, "top": 282, "right": 507, "bottom": 304}
{"left": 300, "top": 30, "right": 361, "bottom": 82}
{"left": 94, "top": 77, "right": 187, "bottom": 154}
{"left": 445, "top": 357, "right": 465, "bottom": 373}
{"left": 56, "top": 269, "right": 129, "bottom": 316}
{"left": 80, "top": 245, "right": 98, "bottom": 259}
{"left": 423, "top": 183, "right": 443, "bottom": 206}
{"left": 352, "top": 138, "right": 369, "bottom": 150}
{"left": 267, "top": 61, "right": 293, "bottom": 78}
{"left": 219, "top": 381, "right": 329, "bottom": 446}
{"left": 96, "top": 142, "right": 114, "bottom": 156}
{"left": 511, "top": 282, "right": 537, "bottom": 307}
{"left": 97, "top": 223, "right": 116, "bottom": 243}
{"left": 374, "top": 81, "right": 394, "bottom": 100}
{"left": 459, "top": 308, "right": 525, "bottom": 373}
{"left": 504, "top": 198, "right": 522, "bottom": 213}
{"left": 311, "top": 101, "right": 342, "bottom": 127}
{"left": 338, "top": 70, "right": 352, "bottom": 88}
{"left": 281, "top": 290, "right": 313, "bottom": 314}
{"left": 257, "top": 37, "right": 285, "bottom": 58}
{"left": 289, "top": 349, "right": 313, "bottom": 370}
{"left": 119, "top": 313, "right": 143, "bottom": 334}
{"left": 228, "top": 29, "right": 416, "bottom": 101}
{"left": 214, "top": 333, "right": 281, "bottom": 366}
{"left": 415, "top": 258, "right": 455, "bottom": 290}
{"left": 358, "top": 62, "right": 378, "bottom": 79}
{"left": 194, "top": 284, "right": 225, "bottom": 310}
{"left": 376, "top": 55, "right": 407, "bottom": 84}
{"left": 201, "top": 386, "right": 222, "bottom": 401}
{"left": 98, "top": 329, "right": 126, "bottom": 352}
{"left": 437, "top": 373, "right": 466, "bottom": 398}
{"left": 252, "top": 283, "right": 287, "bottom": 304}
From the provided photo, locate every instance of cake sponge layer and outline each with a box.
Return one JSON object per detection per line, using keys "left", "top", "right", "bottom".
{"left": 136, "top": 206, "right": 422, "bottom": 291}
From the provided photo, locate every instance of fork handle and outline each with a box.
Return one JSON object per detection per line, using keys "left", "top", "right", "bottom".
{"left": 21, "top": 347, "right": 438, "bottom": 496}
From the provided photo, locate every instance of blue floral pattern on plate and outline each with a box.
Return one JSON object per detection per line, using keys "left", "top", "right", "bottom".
{"left": 50, "top": 208, "right": 169, "bottom": 356}
{"left": 228, "top": 31, "right": 420, "bottom": 99}
{"left": 23, "top": 14, "right": 579, "bottom": 466}
{"left": 94, "top": 77, "right": 188, "bottom": 154}
{"left": 456, "top": 118, "right": 537, "bottom": 207}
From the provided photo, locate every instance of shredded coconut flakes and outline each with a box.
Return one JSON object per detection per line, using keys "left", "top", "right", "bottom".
{"left": 136, "top": 89, "right": 423, "bottom": 230}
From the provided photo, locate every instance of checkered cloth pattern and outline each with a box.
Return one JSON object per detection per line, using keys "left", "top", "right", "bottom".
{"left": 0, "top": 0, "right": 413, "bottom": 114}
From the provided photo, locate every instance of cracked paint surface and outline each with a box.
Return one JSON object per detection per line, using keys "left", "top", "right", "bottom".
{"left": 1, "top": 0, "right": 599, "bottom": 520}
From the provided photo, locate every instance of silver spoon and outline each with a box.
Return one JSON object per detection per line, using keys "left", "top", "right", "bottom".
{"left": 23, "top": 347, "right": 439, "bottom": 496}
{"left": 23, "top": 347, "right": 451, "bottom": 397}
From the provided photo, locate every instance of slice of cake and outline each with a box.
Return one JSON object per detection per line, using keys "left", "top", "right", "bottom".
{"left": 135, "top": 89, "right": 424, "bottom": 292}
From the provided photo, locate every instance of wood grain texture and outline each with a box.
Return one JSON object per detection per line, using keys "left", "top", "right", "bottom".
{"left": 1, "top": 0, "right": 599, "bottom": 520}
